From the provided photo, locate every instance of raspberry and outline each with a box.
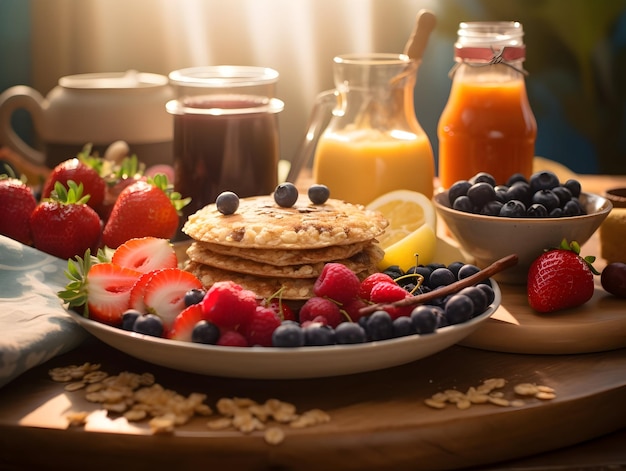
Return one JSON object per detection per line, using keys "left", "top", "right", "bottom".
{"left": 217, "top": 330, "right": 248, "bottom": 347}
{"left": 201, "top": 281, "right": 257, "bottom": 330}
{"left": 298, "top": 296, "right": 343, "bottom": 328}
{"left": 314, "top": 263, "right": 360, "bottom": 304}
{"left": 241, "top": 306, "right": 282, "bottom": 347}
{"left": 358, "top": 272, "right": 395, "bottom": 301}
{"left": 369, "top": 282, "right": 412, "bottom": 320}
{"left": 342, "top": 297, "right": 369, "bottom": 323}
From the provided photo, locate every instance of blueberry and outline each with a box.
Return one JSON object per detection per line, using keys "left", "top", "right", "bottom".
{"left": 133, "top": 314, "right": 164, "bottom": 337}
{"left": 505, "top": 181, "right": 532, "bottom": 206}
{"left": 121, "top": 309, "right": 142, "bottom": 331}
{"left": 494, "top": 185, "right": 509, "bottom": 203}
{"left": 304, "top": 323, "right": 336, "bottom": 346}
{"left": 383, "top": 265, "right": 404, "bottom": 279}
{"left": 548, "top": 207, "right": 564, "bottom": 218}
{"left": 335, "top": 322, "right": 367, "bottom": 344}
{"left": 405, "top": 265, "right": 432, "bottom": 287}
{"left": 563, "top": 198, "right": 585, "bottom": 216}
{"left": 444, "top": 294, "right": 474, "bottom": 325}
{"left": 499, "top": 200, "right": 526, "bottom": 217}
{"left": 434, "top": 306, "right": 449, "bottom": 328}
{"left": 272, "top": 321, "right": 305, "bottom": 347}
{"left": 365, "top": 310, "right": 394, "bottom": 341}
{"left": 191, "top": 320, "right": 220, "bottom": 344}
{"left": 467, "top": 182, "right": 496, "bottom": 208}
{"left": 470, "top": 172, "right": 496, "bottom": 187}
{"left": 506, "top": 173, "right": 528, "bottom": 186}
{"left": 458, "top": 286, "right": 488, "bottom": 315}
{"left": 215, "top": 191, "right": 240, "bottom": 215}
{"left": 428, "top": 268, "right": 456, "bottom": 289}
{"left": 273, "top": 182, "right": 299, "bottom": 207}
{"left": 410, "top": 305, "right": 438, "bottom": 334}
{"left": 392, "top": 316, "right": 416, "bottom": 337}
{"left": 452, "top": 195, "right": 474, "bottom": 213}
{"left": 563, "top": 178, "right": 582, "bottom": 198}
{"left": 447, "top": 261, "right": 465, "bottom": 279}
{"left": 480, "top": 200, "right": 503, "bottom": 216}
{"left": 477, "top": 284, "right": 495, "bottom": 306}
{"left": 527, "top": 203, "right": 548, "bottom": 218}
{"left": 529, "top": 170, "right": 560, "bottom": 193}
{"left": 184, "top": 288, "right": 206, "bottom": 307}
{"left": 448, "top": 180, "right": 472, "bottom": 206}
{"left": 457, "top": 264, "right": 480, "bottom": 280}
{"left": 308, "top": 184, "right": 330, "bottom": 205}
{"left": 532, "top": 189, "right": 560, "bottom": 212}
{"left": 552, "top": 186, "right": 573, "bottom": 206}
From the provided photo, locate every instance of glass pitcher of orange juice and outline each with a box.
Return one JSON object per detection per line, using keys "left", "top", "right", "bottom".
{"left": 291, "top": 53, "right": 434, "bottom": 206}
{"left": 437, "top": 21, "right": 537, "bottom": 189}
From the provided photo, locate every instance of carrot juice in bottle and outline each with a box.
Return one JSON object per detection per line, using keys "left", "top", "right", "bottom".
{"left": 437, "top": 22, "right": 537, "bottom": 188}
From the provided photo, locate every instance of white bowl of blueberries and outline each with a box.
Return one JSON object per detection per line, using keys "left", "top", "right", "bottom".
{"left": 433, "top": 170, "right": 612, "bottom": 284}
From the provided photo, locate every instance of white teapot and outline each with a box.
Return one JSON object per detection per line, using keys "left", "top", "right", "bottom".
{"left": 0, "top": 70, "right": 174, "bottom": 171}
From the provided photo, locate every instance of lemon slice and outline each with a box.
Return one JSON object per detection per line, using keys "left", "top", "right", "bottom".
{"left": 377, "top": 224, "right": 437, "bottom": 271}
{"left": 367, "top": 190, "right": 436, "bottom": 249}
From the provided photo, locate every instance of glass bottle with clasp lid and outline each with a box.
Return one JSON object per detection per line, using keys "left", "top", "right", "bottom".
{"left": 437, "top": 21, "right": 537, "bottom": 189}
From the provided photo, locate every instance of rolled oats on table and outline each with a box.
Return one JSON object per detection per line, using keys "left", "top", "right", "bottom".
{"left": 48, "top": 363, "right": 331, "bottom": 445}
{"left": 424, "top": 377, "right": 557, "bottom": 411}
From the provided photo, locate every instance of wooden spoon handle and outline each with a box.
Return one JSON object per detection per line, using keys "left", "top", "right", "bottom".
{"left": 403, "top": 9, "right": 437, "bottom": 61}
{"left": 358, "top": 254, "right": 519, "bottom": 316}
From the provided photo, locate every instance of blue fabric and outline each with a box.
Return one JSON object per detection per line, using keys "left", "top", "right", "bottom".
{"left": 0, "top": 235, "right": 87, "bottom": 388}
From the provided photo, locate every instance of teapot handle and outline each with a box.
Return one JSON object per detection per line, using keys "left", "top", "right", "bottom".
{"left": 0, "top": 85, "right": 47, "bottom": 167}
{"left": 286, "top": 89, "right": 338, "bottom": 183}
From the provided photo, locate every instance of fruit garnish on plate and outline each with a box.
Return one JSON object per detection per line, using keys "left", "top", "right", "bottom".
{"left": 366, "top": 190, "right": 437, "bottom": 270}
{"left": 527, "top": 239, "right": 599, "bottom": 313}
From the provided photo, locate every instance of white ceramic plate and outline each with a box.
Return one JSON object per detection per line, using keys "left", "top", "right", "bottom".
{"left": 67, "top": 280, "right": 500, "bottom": 379}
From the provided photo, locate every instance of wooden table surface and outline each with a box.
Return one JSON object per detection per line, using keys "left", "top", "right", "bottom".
{"left": 1, "top": 168, "right": 625, "bottom": 471}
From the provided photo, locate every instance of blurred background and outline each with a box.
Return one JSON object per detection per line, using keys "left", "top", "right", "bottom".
{"left": 1, "top": 0, "right": 625, "bottom": 175}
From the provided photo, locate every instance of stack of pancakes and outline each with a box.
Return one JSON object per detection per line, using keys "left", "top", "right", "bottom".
{"left": 182, "top": 195, "right": 388, "bottom": 300}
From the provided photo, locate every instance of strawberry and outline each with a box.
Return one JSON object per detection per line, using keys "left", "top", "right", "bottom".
{"left": 30, "top": 181, "right": 102, "bottom": 259}
{"left": 42, "top": 157, "right": 106, "bottom": 210}
{"left": 127, "top": 271, "right": 154, "bottom": 313}
{"left": 0, "top": 176, "right": 37, "bottom": 245}
{"left": 58, "top": 254, "right": 141, "bottom": 326}
{"left": 111, "top": 237, "right": 178, "bottom": 273}
{"left": 142, "top": 268, "right": 203, "bottom": 332}
{"left": 201, "top": 280, "right": 258, "bottom": 331}
{"left": 168, "top": 303, "right": 205, "bottom": 341}
{"left": 102, "top": 174, "right": 189, "bottom": 249}
{"left": 527, "top": 239, "right": 599, "bottom": 313}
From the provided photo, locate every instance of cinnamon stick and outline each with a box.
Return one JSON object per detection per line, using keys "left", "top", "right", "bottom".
{"left": 358, "top": 254, "right": 518, "bottom": 316}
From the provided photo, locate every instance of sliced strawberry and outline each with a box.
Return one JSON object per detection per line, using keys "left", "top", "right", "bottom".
{"left": 143, "top": 268, "right": 203, "bottom": 331}
{"left": 111, "top": 237, "right": 178, "bottom": 273}
{"left": 128, "top": 271, "right": 155, "bottom": 313}
{"left": 86, "top": 262, "right": 141, "bottom": 325}
{"left": 167, "top": 304, "right": 205, "bottom": 341}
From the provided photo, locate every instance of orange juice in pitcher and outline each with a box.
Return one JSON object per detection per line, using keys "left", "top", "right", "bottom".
{"left": 303, "top": 53, "right": 434, "bottom": 206}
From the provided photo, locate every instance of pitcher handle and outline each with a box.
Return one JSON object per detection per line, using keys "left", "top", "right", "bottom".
{"left": 286, "top": 89, "right": 338, "bottom": 183}
{"left": 0, "top": 85, "right": 47, "bottom": 167}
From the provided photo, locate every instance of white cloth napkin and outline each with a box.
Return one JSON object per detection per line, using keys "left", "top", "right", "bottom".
{"left": 0, "top": 235, "right": 87, "bottom": 388}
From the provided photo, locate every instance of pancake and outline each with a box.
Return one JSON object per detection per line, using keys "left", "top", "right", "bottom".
{"left": 182, "top": 195, "right": 388, "bottom": 249}
{"left": 186, "top": 241, "right": 384, "bottom": 279}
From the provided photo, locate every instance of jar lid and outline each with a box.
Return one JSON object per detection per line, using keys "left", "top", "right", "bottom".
{"left": 454, "top": 21, "right": 526, "bottom": 62}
